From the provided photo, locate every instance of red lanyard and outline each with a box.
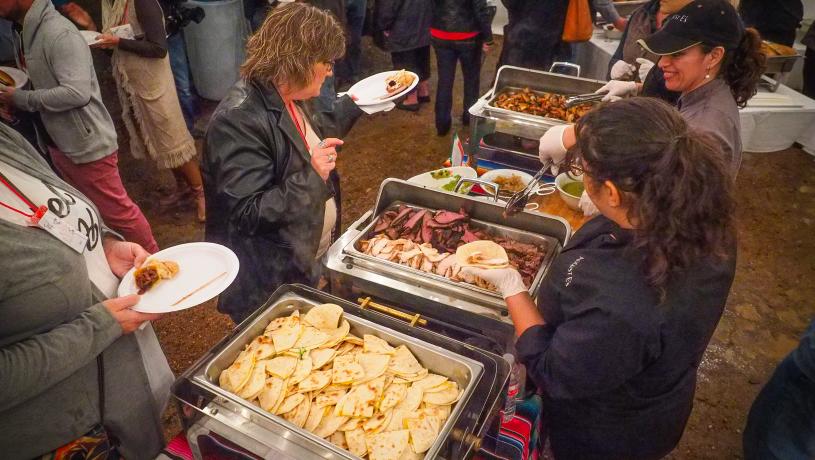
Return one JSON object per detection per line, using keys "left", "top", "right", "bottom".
{"left": 0, "top": 172, "right": 46, "bottom": 220}
{"left": 287, "top": 102, "right": 310, "bottom": 152}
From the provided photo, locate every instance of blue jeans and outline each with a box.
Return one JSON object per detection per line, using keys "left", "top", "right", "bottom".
{"left": 743, "top": 347, "right": 815, "bottom": 459}
{"left": 337, "top": 0, "right": 366, "bottom": 81}
{"left": 167, "top": 32, "right": 197, "bottom": 132}
{"left": 314, "top": 74, "right": 336, "bottom": 113}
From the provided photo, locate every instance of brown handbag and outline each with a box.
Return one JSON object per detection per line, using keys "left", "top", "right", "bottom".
{"left": 561, "top": 0, "right": 594, "bottom": 43}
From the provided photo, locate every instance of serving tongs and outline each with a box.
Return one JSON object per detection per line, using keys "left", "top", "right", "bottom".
{"left": 564, "top": 92, "right": 605, "bottom": 108}
{"left": 504, "top": 160, "right": 552, "bottom": 216}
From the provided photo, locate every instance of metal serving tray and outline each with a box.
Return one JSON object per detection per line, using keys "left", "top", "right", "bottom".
{"left": 345, "top": 202, "right": 558, "bottom": 302}
{"left": 764, "top": 54, "right": 803, "bottom": 74}
{"left": 193, "top": 290, "right": 485, "bottom": 460}
{"left": 612, "top": 0, "right": 649, "bottom": 17}
{"left": 468, "top": 66, "right": 606, "bottom": 143}
{"left": 486, "top": 86, "right": 595, "bottom": 126}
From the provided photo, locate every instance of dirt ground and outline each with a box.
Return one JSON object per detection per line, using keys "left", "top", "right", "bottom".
{"left": 97, "top": 36, "right": 815, "bottom": 459}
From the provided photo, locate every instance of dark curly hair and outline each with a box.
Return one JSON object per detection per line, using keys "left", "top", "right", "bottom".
{"left": 703, "top": 27, "right": 766, "bottom": 108}
{"left": 570, "top": 98, "right": 735, "bottom": 294}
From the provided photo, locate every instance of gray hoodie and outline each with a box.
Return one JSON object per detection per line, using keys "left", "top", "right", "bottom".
{"left": 10, "top": 0, "right": 118, "bottom": 164}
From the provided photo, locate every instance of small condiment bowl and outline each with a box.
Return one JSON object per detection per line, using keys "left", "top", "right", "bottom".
{"left": 555, "top": 172, "right": 584, "bottom": 211}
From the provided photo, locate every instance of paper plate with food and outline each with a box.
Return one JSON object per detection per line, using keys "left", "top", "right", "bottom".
{"left": 0, "top": 66, "right": 28, "bottom": 89}
{"left": 117, "top": 242, "right": 239, "bottom": 313}
{"left": 347, "top": 69, "right": 419, "bottom": 106}
{"left": 408, "top": 166, "right": 477, "bottom": 194}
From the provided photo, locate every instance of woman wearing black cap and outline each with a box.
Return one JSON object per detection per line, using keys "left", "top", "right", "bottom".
{"left": 463, "top": 97, "right": 737, "bottom": 459}
{"left": 539, "top": 0, "right": 764, "bottom": 203}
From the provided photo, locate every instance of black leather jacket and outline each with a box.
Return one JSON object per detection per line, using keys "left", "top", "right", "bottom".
{"left": 374, "top": 0, "right": 432, "bottom": 52}
{"left": 431, "top": 0, "right": 494, "bottom": 44}
{"left": 203, "top": 80, "right": 362, "bottom": 322}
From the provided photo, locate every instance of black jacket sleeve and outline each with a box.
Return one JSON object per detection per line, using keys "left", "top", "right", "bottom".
{"left": 375, "top": 0, "right": 403, "bottom": 31}
{"left": 471, "top": 0, "right": 494, "bottom": 43}
{"left": 306, "top": 94, "right": 364, "bottom": 139}
{"left": 205, "top": 108, "right": 331, "bottom": 236}
{"left": 516, "top": 275, "right": 660, "bottom": 400}
{"left": 117, "top": 0, "right": 168, "bottom": 58}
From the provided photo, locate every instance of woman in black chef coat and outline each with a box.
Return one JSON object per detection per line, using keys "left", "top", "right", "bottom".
{"left": 463, "top": 98, "right": 737, "bottom": 460}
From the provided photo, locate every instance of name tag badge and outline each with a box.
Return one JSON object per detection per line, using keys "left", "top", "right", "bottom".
{"left": 31, "top": 207, "right": 88, "bottom": 254}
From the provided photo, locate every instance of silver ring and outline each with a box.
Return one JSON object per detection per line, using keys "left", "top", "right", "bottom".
{"left": 318, "top": 140, "right": 327, "bottom": 149}
{"left": 328, "top": 153, "right": 335, "bottom": 162}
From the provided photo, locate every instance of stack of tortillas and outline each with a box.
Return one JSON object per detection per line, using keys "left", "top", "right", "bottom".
{"left": 455, "top": 241, "right": 509, "bottom": 269}
{"left": 218, "top": 304, "right": 463, "bottom": 459}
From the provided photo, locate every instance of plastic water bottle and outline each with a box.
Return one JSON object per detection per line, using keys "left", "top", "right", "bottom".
{"left": 502, "top": 353, "right": 522, "bottom": 423}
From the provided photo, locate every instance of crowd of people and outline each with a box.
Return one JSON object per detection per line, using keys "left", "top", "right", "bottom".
{"left": 0, "top": 0, "right": 813, "bottom": 459}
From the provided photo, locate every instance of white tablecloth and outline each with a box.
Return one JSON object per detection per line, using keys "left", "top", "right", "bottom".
{"left": 573, "top": 29, "right": 815, "bottom": 155}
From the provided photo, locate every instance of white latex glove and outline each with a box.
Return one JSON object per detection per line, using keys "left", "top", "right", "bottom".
{"left": 538, "top": 124, "right": 569, "bottom": 174}
{"left": 578, "top": 189, "right": 600, "bottom": 217}
{"left": 610, "top": 60, "right": 636, "bottom": 80}
{"left": 595, "top": 80, "right": 639, "bottom": 102}
{"left": 460, "top": 266, "right": 528, "bottom": 299}
{"left": 635, "top": 58, "right": 655, "bottom": 83}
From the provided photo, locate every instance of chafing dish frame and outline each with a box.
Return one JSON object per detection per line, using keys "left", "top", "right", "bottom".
{"left": 173, "top": 284, "right": 508, "bottom": 460}
{"left": 324, "top": 179, "right": 570, "bottom": 339}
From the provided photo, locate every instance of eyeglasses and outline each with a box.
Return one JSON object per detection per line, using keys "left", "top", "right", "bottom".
{"left": 324, "top": 60, "right": 335, "bottom": 71}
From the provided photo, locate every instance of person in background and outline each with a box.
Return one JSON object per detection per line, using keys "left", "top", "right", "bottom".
{"left": 51, "top": 0, "right": 97, "bottom": 30}
{"left": 497, "top": 0, "right": 569, "bottom": 72}
{"left": 161, "top": 0, "right": 202, "bottom": 136}
{"left": 540, "top": 0, "right": 765, "bottom": 208}
{"left": 0, "top": 0, "right": 158, "bottom": 253}
{"left": 0, "top": 123, "right": 170, "bottom": 460}
{"left": 204, "top": 3, "right": 364, "bottom": 323}
{"left": 336, "top": 0, "right": 366, "bottom": 86}
{"left": 300, "top": 0, "right": 346, "bottom": 112}
{"left": 464, "top": 98, "right": 737, "bottom": 459}
{"left": 743, "top": 318, "right": 815, "bottom": 460}
{"left": 95, "top": 0, "right": 207, "bottom": 223}
{"left": 739, "top": 0, "right": 803, "bottom": 47}
{"left": 593, "top": 0, "right": 627, "bottom": 31}
{"left": 375, "top": 0, "right": 432, "bottom": 111}
{"left": 803, "top": 22, "right": 815, "bottom": 99}
{"left": 431, "top": 0, "right": 494, "bottom": 136}
{"left": 606, "top": 0, "right": 691, "bottom": 104}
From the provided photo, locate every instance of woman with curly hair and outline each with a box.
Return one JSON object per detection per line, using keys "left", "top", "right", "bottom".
{"left": 464, "top": 97, "right": 737, "bottom": 459}
{"left": 540, "top": 0, "right": 765, "bottom": 187}
{"left": 203, "top": 3, "right": 364, "bottom": 323}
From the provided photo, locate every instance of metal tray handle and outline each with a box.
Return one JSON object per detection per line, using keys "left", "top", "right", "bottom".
{"left": 549, "top": 61, "right": 581, "bottom": 78}
{"left": 358, "top": 296, "right": 428, "bottom": 327}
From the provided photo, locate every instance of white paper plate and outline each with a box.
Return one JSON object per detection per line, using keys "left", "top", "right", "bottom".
{"left": 408, "top": 166, "right": 477, "bottom": 193}
{"left": 347, "top": 70, "right": 419, "bottom": 106}
{"left": 79, "top": 30, "right": 102, "bottom": 46}
{"left": 0, "top": 66, "right": 28, "bottom": 89}
{"left": 479, "top": 169, "right": 535, "bottom": 193}
{"left": 118, "top": 242, "right": 239, "bottom": 314}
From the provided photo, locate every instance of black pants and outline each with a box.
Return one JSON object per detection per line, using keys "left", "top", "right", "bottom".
{"left": 391, "top": 45, "right": 431, "bottom": 82}
{"left": 433, "top": 39, "right": 482, "bottom": 129}
{"left": 804, "top": 47, "right": 815, "bottom": 100}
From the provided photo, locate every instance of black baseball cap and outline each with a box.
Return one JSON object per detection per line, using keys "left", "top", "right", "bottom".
{"left": 638, "top": 0, "right": 745, "bottom": 56}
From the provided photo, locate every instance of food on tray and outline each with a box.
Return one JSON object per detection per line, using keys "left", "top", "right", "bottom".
{"left": 360, "top": 206, "right": 547, "bottom": 288}
{"left": 493, "top": 174, "right": 526, "bottom": 193}
{"left": 385, "top": 69, "right": 414, "bottom": 95}
{"left": 134, "top": 259, "right": 179, "bottom": 294}
{"left": 0, "top": 69, "right": 14, "bottom": 87}
{"left": 455, "top": 241, "right": 510, "bottom": 269}
{"left": 492, "top": 87, "right": 593, "bottom": 122}
{"left": 441, "top": 174, "right": 462, "bottom": 192}
{"left": 218, "top": 307, "right": 461, "bottom": 459}
{"left": 760, "top": 41, "right": 798, "bottom": 57}
{"left": 429, "top": 169, "right": 452, "bottom": 180}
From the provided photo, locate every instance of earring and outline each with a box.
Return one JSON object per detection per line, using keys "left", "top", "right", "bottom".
{"left": 705, "top": 68, "right": 710, "bottom": 79}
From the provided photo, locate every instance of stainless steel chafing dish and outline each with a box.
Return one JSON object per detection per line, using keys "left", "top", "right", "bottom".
{"left": 325, "top": 179, "right": 570, "bottom": 352}
{"left": 173, "top": 284, "right": 510, "bottom": 459}
{"left": 761, "top": 54, "right": 805, "bottom": 92}
{"left": 467, "top": 65, "right": 605, "bottom": 171}
{"left": 611, "top": 0, "right": 649, "bottom": 17}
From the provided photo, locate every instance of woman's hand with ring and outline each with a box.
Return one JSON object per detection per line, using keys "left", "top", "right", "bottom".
{"left": 311, "top": 138, "right": 343, "bottom": 181}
